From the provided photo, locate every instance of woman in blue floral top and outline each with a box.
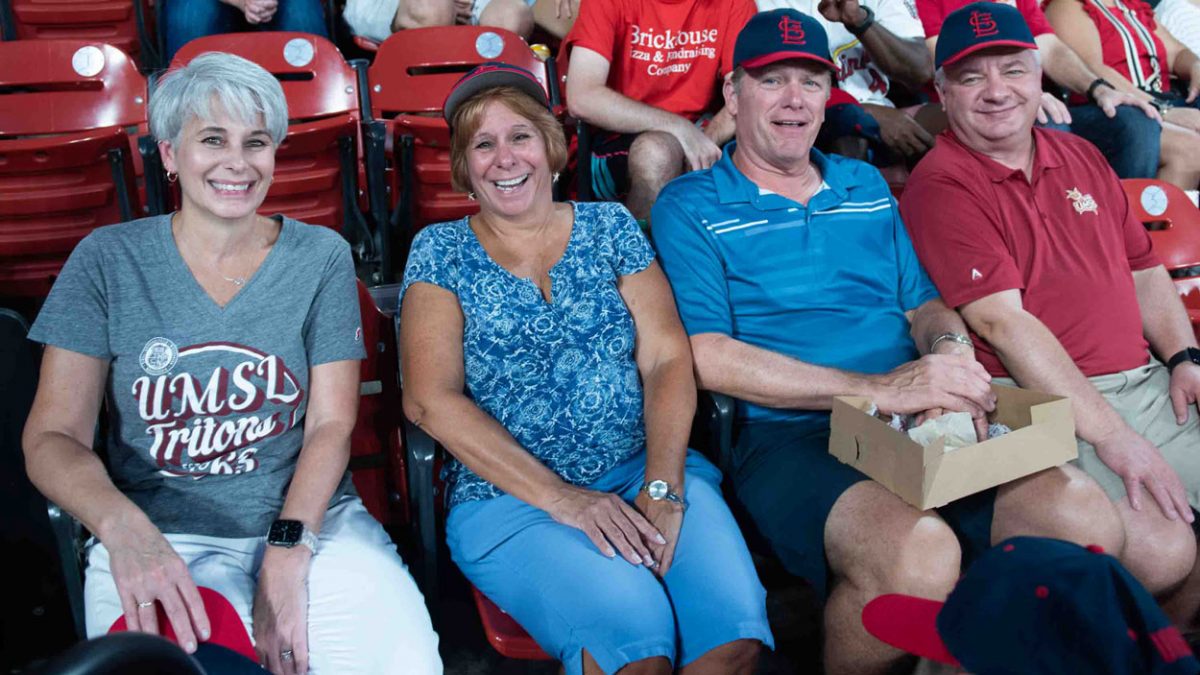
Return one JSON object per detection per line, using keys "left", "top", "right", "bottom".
{"left": 400, "top": 63, "right": 773, "bottom": 675}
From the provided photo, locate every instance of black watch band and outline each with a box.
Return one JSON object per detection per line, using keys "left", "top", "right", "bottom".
{"left": 1086, "top": 77, "right": 1114, "bottom": 104}
{"left": 1167, "top": 347, "right": 1200, "bottom": 373}
{"left": 848, "top": 6, "right": 876, "bottom": 36}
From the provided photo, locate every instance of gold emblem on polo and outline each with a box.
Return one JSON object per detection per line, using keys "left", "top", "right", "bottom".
{"left": 1066, "top": 187, "right": 1099, "bottom": 215}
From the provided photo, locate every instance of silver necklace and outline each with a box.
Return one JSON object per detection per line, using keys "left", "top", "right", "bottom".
{"left": 174, "top": 217, "right": 251, "bottom": 287}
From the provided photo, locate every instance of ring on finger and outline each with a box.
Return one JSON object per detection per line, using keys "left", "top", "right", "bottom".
{"left": 137, "top": 600, "right": 154, "bottom": 609}
{"left": 280, "top": 649, "right": 294, "bottom": 662}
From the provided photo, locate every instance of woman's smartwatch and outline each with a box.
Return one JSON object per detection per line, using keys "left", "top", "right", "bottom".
{"left": 1167, "top": 347, "right": 1200, "bottom": 373}
{"left": 642, "top": 480, "right": 687, "bottom": 510}
{"left": 267, "top": 519, "right": 318, "bottom": 554}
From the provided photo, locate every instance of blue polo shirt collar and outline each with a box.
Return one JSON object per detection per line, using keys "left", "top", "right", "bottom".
{"left": 712, "top": 141, "right": 859, "bottom": 210}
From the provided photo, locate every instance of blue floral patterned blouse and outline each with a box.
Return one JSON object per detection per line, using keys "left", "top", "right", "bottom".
{"left": 400, "top": 201, "right": 656, "bottom": 507}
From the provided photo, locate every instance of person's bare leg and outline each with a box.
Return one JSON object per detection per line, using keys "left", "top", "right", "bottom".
{"left": 626, "top": 130, "right": 685, "bottom": 222}
{"left": 391, "top": 0, "right": 454, "bottom": 30}
{"left": 823, "top": 481, "right": 962, "bottom": 675}
{"left": 532, "top": 0, "right": 579, "bottom": 39}
{"left": 1116, "top": 495, "right": 1196, "bottom": 596}
{"left": 1162, "top": 550, "right": 1200, "bottom": 630}
{"left": 990, "top": 464, "right": 1125, "bottom": 551}
{"left": 677, "top": 639, "right": 760, "bottom": 675}
{"left": 582, "top": 649, "right": 671, "bottom": 675}
{"left": 1158, "top": 123, "right": 1200, "bottom": 191}
{"left": 478, "top": 0, "right": 534, "bottom": 38}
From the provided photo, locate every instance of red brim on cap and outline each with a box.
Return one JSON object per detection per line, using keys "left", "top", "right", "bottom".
{"left": 741, "top": 51, "right": 838, "bottom": 73}
{"left": 862, "top": 594, "right": 961, "bottom": 665}
{"left": 939, "top": 39, "right": 1038, "bottom": 69}
{"left": 109, "top": 586, "right": 256, "bottom": 661}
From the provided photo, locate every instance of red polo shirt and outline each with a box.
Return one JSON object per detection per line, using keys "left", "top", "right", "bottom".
{"left": 900, "top": 128, "right": 1158, "bottom": 378}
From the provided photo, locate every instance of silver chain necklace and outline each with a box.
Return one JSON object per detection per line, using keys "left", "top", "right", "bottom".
{"left": 175, "top": 217, "right": 251, "bottom": 287}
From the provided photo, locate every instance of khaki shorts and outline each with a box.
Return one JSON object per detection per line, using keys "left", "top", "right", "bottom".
{"left": 995, "top": 360, "right": 1200, "bottom": 510}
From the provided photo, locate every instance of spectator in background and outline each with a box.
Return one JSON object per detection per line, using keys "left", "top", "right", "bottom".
{"left": 919, "top": 0, "right": 1166, "bottom": 182}
{"left": 561, "top": 0, "right": 756, "bottom": 224}
{"left": 1154, "top": 0, "right": 1200, "bottom": 59}
{"left": 756, "top": 0, "right": 940, "bottom": 162}
{"left": 653, "top": 10, "right": 1126, "bottom": 675}
{"left": 343, "top": 0, "right": 566, "bottom": 42}
{"left": 163, "top": 0, "right": 328, "bottom": 62}
{"left": 902, "top": 0, "right": 1200, "bottom": 628}
{"left": 1045, "top": 0, "right": 1200, "bottom": 189}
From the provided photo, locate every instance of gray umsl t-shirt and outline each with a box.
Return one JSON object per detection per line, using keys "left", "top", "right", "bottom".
{"left": 29, "top": 215, "right": 365, "bottom": 538}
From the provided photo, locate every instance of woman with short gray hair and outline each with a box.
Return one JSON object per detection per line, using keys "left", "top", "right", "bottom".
{"left": 22, "top": 51, "right": 441, "bottom": 674}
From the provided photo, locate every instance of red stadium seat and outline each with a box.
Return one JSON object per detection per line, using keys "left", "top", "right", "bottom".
{"left": 1123, "top": 178, "right": 1200, "bottom": 339}
{"left": 0, "top": 40, "right": 145, "bottom": 297}
{"left": 350, "top": 280, "right": 409, "bottom": 527}
{"left": 1, "top": 0, "right": 160, "bottom": 69}
{"left": 171, "top": 33, "right": 377, "bottom": 269}
{"left": 364, "top": 26, "right": 553, "bottom": 264}
{"left": 471, "top": 587, "right": 552, "bottom": 661}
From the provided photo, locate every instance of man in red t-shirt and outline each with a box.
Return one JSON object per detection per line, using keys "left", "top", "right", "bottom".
{"left": 916, "top": 0, "right": 1162, "bottom": 180}
{"left": 903, "top": 1, "right": 1200, "bottom": 614}
{"left": 561, "top": 0, "right": 756, "bottom": 221}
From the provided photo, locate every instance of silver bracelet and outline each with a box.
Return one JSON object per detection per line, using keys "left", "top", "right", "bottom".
{"left": 930, "top": 332, "right": 974, "bottom": 352}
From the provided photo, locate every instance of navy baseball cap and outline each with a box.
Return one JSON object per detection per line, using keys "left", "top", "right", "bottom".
{"left": 934, "top": 1, "right": 1038, "bottom": 70}
{"left": 863, "top": 537, "right": 1200, "bottom": 675}
{"left": 733, "top": 8, "right": 836, "bottom": 73}
{"left": 443, "top": 62, "right": 549, "bottom": 127}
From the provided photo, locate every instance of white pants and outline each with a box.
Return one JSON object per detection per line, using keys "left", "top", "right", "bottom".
{"left": 84, "top": 496, "right": 443, "bottom": 674}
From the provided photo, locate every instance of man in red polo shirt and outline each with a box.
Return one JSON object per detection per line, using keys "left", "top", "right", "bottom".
{"left": 902, "top": 1, "right": 1200, "bottom": 616}
{"left": 561, "top": 0, "right": 756, "bottom": 222}
{"left": 917, "top": 0, "right": 1163, "bottom": 181}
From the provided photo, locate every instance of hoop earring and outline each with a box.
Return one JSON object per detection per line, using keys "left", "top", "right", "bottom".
{"left": 166, "top": 171, "right": 178, "bottom": 184}
{"left": 467, "top": 191, "right": 476, "bottom": 201}
{"left": 552, "top": 172, "right": 560, "bottom": 184}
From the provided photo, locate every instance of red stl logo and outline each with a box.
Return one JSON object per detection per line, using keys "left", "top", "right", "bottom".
{"left": 969, "top": 10, "right": 999, "bottom": 37}
{"left": 779, "top": 16, "right": 806, "bottom": 45}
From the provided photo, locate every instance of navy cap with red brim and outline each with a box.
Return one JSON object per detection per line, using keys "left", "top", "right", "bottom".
{"left": 734, "top": 9, "right": 837, "bottom": 73}
{"left": 934, "top": 1, "right": 1037, "bottom": 70}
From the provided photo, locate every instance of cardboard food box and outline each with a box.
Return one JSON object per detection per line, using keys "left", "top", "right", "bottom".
{"left": 828, "top": 384, "right": 1078, "bottom": 510}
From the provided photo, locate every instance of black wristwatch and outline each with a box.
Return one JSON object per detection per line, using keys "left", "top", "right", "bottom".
{"left": 848, "top": 5, "right": 876, "bottom": 36}
{"left": 1168, "top": 347, "right": 1200, "bottom": 373}
{"left": 1085, "top": 77, "right": 1114, "bottom": 104}
{"left": 267, "top": 519, "right": 318, "bottom": 553}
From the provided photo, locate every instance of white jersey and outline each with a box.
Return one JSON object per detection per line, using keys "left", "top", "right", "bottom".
{"left": 755, "top": 0, "right": 926, "bottom": 106}
{"left": 1156, "top": 0, "right": 1200, "bottom": 59}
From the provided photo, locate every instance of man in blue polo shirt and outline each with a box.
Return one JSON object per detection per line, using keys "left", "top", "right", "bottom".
{"left": 653, "top": 9, "right": 1127, "bottom": 675}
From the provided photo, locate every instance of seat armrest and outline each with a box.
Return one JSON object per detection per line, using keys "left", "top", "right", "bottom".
{"left": 47, "top": 502, "right": 86, "bottom": 640}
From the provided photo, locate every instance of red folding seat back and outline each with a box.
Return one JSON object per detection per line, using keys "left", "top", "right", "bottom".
{"left": 6, "top": 0, "right": 158, "bottom": 69}
{"left": 350, "top": 280, "right": 409, "bottom": 526}
{"left": 171, "top": 32, "right": 359, "bottom": 121}
{"left": 1123, "top": 178, "right": 1200, "bottom": 339}
{"left": 369, "top": 26, "right": 548, "bottom": 116}
{"left": 1123, "top": 179, "right": 1200, "bottom": 273}
{"left": 0, "top": 40, "right": 146, "bottom": 137}
{"left": 0, "top": 41, "right": 144, "bottom": 297}
{"left": 170, "top": 33, "right": 365, "bottom": 233}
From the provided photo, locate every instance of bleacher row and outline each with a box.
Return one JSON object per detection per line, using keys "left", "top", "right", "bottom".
{"left": 12, "top": 10, "right": 1200, "bottom": 670}
{"left": 0, "top": 26, "right": 559, "bottom": 299}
